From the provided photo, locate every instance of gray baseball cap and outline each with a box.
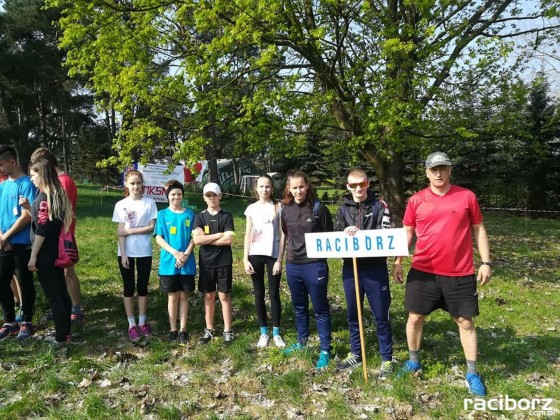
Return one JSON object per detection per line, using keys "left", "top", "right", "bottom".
{"left": 425, "top": 152, "right": 452, "bottom": 168}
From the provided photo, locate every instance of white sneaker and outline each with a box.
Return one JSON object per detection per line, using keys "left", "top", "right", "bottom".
{"left": 272, "top": 335, "right": 286, "bottom": 348}
{"left": 257, "top": 334, "right": 270, "bottom": 348}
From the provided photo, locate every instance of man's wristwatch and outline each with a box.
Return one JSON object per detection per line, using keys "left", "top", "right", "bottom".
{"left": 481, "top": 261, "right": 493, "bottom": 267}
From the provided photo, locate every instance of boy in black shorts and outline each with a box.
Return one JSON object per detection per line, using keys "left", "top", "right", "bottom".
{"left": 192, "top": 183, "right": 236, "bottom": 344}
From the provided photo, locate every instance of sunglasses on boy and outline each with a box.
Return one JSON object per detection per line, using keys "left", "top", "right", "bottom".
{"left": 347, "top": 181, "right": 368, "bottom": 189}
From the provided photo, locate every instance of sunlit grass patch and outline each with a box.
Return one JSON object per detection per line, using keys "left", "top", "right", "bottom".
{"left": 0, "top": 189, "right": 558, "bottom": 418}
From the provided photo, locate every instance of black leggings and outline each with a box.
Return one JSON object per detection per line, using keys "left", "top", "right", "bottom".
{"left": 118, "top": 256, "right": 152, "bottom": 297}
{"left": 37, "top": 258, "right": 71, "bottom": 341}
{"left": 0, "top": 245, "right": 36, "bottom": 323}
{"left": 249, "top": 255, "right": 281, "bottom": 327}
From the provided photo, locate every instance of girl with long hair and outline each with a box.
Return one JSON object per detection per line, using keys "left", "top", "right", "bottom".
{"left": 243, "top": 174, "right": 286, "bottom": 348}
{"left": 27, "top": 158, "right": 74, "bottom": 346}
{"left": 112, "top": 170, "right": 158, "bottom": 343}
{"left": 280, "top": 170, "right": 334, "bottom": 369}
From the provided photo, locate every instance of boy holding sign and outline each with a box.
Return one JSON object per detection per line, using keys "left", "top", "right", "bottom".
{"left": 334, "top": 168, "right": 394, "bottom": 379}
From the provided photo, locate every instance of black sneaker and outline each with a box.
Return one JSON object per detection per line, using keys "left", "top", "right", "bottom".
{"left": 223, "top": 330, "right": 234, "bottom": 344}
{"left": 336, "top": 353, "right": 362, "bottom": 371}
{"left": 169, "top": 331, "right": 178, "bottom": 342}
{"left": 198, "top": 328, "right": 214, "bottom": 345}
{"left": 178, "top": 330, "right": 189, "bottom": 344}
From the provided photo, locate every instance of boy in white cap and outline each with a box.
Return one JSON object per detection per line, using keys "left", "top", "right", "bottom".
{"left": 192, "top": 183, "right": 236, "bottom": 344}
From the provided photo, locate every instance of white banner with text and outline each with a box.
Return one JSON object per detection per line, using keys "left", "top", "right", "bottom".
{"left": 305, "top": 228, "right": 409, "bottom": 258}
{"left": 137, "top": 163, "right": 186, "bottom": 202}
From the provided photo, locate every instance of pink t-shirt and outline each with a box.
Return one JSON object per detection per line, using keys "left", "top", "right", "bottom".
{"left": 59, "top": 172, "right": 78, "bottom": 233}
{"left": 403, "top": 185, "right": 483, "bottom": 276}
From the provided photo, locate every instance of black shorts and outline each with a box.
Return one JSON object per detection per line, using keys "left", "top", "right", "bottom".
{"left": 159, "top": 275, "right": 195, "bottom": 293}
{"left": 405, "top": 268, "right": 479, "bottom": 318}
{"left": 198, "top": 265, "right": 232, "bottom": 294}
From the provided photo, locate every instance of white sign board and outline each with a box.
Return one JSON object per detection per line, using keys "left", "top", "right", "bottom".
{"left": 305, "top": 228, "right": 409, "bottom": 259}
{"left": 137, "top": 163, "right": 185, "bottom": 202}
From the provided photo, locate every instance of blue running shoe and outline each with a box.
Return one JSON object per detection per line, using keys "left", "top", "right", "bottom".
{"left": 16, "top": 322, "right": 33, "bottom": 340}
{"left": 283, "top": 342, "right": 306, "bottom": 355}
{"left": 398, "top": 360, "right": 422, "bottom": 377}
{"left": 316, "top": 350, "right": 330, "bottom": 369}
{"left": 465, "top": 372, "right": 487, "bottom": 396}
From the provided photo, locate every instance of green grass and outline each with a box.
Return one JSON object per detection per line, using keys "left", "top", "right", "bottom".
{"left": 0, "top": 185, "right": 558, "bottom": 418}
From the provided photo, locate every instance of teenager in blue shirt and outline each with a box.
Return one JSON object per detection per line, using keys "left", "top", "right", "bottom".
{"left": 154, "top": 180, "right": 196, "bottom": 344}
{"left": 0, "top": 146, "right": 37, "bottom": 340}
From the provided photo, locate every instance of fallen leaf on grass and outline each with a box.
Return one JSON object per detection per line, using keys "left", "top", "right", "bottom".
{"left": 525, "top": 372, "right": 557, "bottom": 389}
{"left": 77, "top": 378, "right": 92, "bottom": 388}
{"left": 384, "top": 403, "right": 413, "bottom": 419}
{"left": 140, "top": 396, "right": 156, "bottom": 413}
{"left": 45, "top": 393, "right": 64, "bottom": 405}
{"left": 115, "top": 351, "right": 139, "bottom": 363}
{"left": 416, "top": 391, "right": 442, "bottom": 409}
{"left": 286, "top": 408, "right": 305, "bottom": 419}
{"left": 214, "top": 390, "right": 227, "bottom": 399}
{"left": 99, "top": 379, "right": 112, "bottom": 388}
{"left": 134, "top": 385, "right": 150, "bottom": 398}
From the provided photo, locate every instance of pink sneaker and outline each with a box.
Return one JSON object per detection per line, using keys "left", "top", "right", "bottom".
{"left": 128, "top": 325, "right": 141, "bottom": 342}
{"left": 138, "top": 322, "right": 152, "bottom": 337}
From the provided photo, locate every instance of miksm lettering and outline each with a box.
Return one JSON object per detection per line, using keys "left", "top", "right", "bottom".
{"left": 143, "top": 186, "right": 165, "bottom": 196}
{"left": 315, "top": 234, "right": 395, "bottom": 253}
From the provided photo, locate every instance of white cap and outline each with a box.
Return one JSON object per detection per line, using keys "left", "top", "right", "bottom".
{"left": 203, "top": 182, "right": 221, "bottom": 195}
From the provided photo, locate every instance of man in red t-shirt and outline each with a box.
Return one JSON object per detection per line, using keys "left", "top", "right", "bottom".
{"left": 30, "top": 148, "right": 84, "bottom": 322}
{"left": 393, "top": 152, "right": 491, "bottom": 397}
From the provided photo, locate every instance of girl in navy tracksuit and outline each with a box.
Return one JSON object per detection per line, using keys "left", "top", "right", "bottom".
{"left": 280, "top": 170, "right": 333, "bottom": 369}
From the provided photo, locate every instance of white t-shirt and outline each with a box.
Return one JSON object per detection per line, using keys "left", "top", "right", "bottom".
{"left": 112, "top": 196, "right": 158, "bottom": 257}
{"left": 244, "top": 200, "right": 280, "bottom": 258}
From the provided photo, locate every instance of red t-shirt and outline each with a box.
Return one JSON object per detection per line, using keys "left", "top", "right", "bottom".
{"left": 59, "top": 172, "right": 78, "bottom": 233}
{"left": 403, "top": 185, "right": 483, "bottom": 276}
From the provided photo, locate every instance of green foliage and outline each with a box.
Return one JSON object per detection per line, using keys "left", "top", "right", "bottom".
{"left": 45, "top": 0, "right": 560, "bottom": 221}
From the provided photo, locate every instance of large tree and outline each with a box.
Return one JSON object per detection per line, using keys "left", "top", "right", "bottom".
{"left": 49, "top": 0, "right": 560, "bottom": 220}
{"left": 0, "top": 0, "right": 99, "bottom": 172}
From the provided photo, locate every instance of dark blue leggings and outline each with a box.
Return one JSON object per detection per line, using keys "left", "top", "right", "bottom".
{"left": 342, "top": 264, "right": 393, "bottom": 361}
{"left": 286, "top": 261, "right": 332, "bottom": 352}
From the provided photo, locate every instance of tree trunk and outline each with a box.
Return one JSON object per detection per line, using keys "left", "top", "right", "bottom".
{"left": 207, "top": 157, "right": 218, "bottom": 183}
{"left": 330, "top": 100, "right": 406, "bottom": 224}
{"left": 361, "top": 145, "right": 405, "bottom": 226}
{"left": 61, "top": 112, "right": 71, "bottom": 174}
{"left": 204, "top": 132, "right": 219, "bottom": 183}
